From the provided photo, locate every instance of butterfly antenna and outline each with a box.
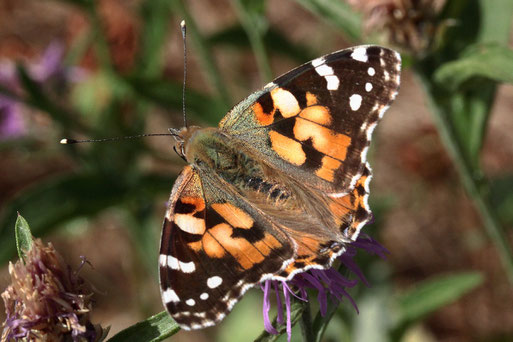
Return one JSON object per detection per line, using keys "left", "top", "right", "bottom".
{"left": 60, "top": 133, "right": 173, "bottom": 145}
{"left": 181, "top": 20, "right": 188, "bottom": 128}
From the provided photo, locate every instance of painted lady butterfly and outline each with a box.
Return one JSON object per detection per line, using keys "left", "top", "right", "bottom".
{"left": 159, "top": 45, "right": 401, "bottom": 329}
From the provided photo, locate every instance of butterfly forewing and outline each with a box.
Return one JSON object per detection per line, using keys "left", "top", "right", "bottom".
{"left": 220, "top": 46, "right": 400, "bottom": 194}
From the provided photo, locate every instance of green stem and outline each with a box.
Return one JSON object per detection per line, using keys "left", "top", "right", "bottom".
{"left": 299, "top": 300, "right": 315, "bottom": 342}
{"left": 86, "top": 2, "right": 114, "bottom": 72}
{"left": 231, "top": 0, "right": 273, "bottom": 82}
{"left": 416, "top": 71, "right": 513, "bottom": 285}
{"left": 174, "top": 0, "right": 232, "bottom": 110}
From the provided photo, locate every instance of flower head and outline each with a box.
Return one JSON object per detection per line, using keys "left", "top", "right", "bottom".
{"left": 261, "top": 235, "right": 387, "bottom": 341}
{"left": 348, "top": 0, "right": 447, "bottom": 55}
{"left": 1, "top": 239, "right": 106, "bottom": 341}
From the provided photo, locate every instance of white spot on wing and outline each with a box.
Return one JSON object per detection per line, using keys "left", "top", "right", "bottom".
{"left": 351, "top": 47, "right": 368, "bottom": 62}
{"left": 207, "top": 276, "right": 223, "bottom": 289}
{"left": 200, "top": 293, "right": 209, "bottom": 300}
{"left": 159, "top": 254, "right": 167, "bottom": 267}
{"left": 175, "top": 214, "right": 205, "bottom": 235}
{"left": 349, "top": 94, "right": 362, "bottom": 111}
{"left": 315, "top": 64, "right": 333, "bottom": 76}
{"left": 313, "top": 62, "right": 339, "bottom": 90}
{"left": 365, "top": 82, "right": 373, "bottom": 92}
{"left": 166, "top": 255, "right": 196, "bottom": 273}
{"left": 186, "top": 299, "right": 196, "bottom": 306}
{"left": 325, "top": 75, "right": 339, "bottom": 90}
{"left": 368, "top": 67, "right": 376, "bottom": 76}
{"left": 163, "top": 288, "right": 180, "bottom": 303}
{"left": 311, "top": 57, "right": 324, "bottom": 67}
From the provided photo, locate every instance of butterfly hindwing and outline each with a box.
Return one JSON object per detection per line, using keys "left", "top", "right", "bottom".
{"left": 220, "top": 46, "right": 400, "bottom": 194}
{"left": 159, "top": 166, "right": 294, "bottom": 329}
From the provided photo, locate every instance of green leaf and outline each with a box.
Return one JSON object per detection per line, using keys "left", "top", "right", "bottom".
{"left": 434, "top": 43, "right": 513, "bottom": 89}
{"left": 293, "top": 0, "right": 361, "bottom": 41}
{"left": 15, "top": 214, "right": 33, "bottom": 261}
{"left": 478, "top": 0, "right": 513, "bottom": 44}
{"left": 107, "top": 311, "right": 180, "bottom": 342}
{"left": 392, "top": 272, "right": 483, "bottom": 337}
{"left": 352, "top": 290, "right": 389, "bottom": 342}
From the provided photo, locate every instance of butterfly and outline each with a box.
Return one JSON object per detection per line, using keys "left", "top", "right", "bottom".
{"left": 159, "top": 45, "right": 401, "bottom": 329}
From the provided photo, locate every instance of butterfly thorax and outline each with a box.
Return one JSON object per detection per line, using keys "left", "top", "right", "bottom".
{"left": 181, "top": 127, "right": 295, "bottom": 207}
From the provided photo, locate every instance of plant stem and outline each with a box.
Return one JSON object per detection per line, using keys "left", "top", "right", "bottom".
{"left": 416, "top": 71, "right": 513, "bottom": 285}
{"left": 231, "top": 0, "right": 273, "bottom": 82}
{"left": 299, "top": 300, "right": 315, "bottom": 342}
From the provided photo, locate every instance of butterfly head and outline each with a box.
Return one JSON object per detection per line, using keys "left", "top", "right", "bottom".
{"left": 169, "top": 126, "right": 201, "bottom": 161}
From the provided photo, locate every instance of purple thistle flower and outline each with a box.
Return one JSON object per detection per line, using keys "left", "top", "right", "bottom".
{"left": 1, "top": 239, "right": 106, "bottom": 341}
{"left": 261, "top": 235, "right": 388, "bottom": 342}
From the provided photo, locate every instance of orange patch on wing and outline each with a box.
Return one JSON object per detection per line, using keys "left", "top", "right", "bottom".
{"left": 180, "top": 196, "right": 205, "bottom": 212}
{"left": 174, "top": 214, "right": 206, "bottom": 235}
{"left": 252, "top": 102, "right": 274, "bottom": 126}
{"left": 211, "top": 203, "right": 254, "bottom": 229}
{"left": 306, "top": 92, "right": 318, "bottom": 106}
{"left": 299, "top": 105, "right": 332, "bottom": 125}
{"left": 270, "top": 88, "right": 300, "bottom": 118}
{"left": 293, "top": 118, "right": 351, "bottom": 161}
{"left": 315, "top": 155, "right": 342, "bottom": 182}
{"left": 269, "top": 130, "right": 306, "bottom": 165}
{"left": 202, "top": 232, "right": 226, "bottom": 258}
{"left": 187, "top": 231, "right": 226, "bottom": 258}
{"left": 328, "top": 198, "right": 352, "bottom": 226}
{"left": 254, "top": 233, "right": 282, "bottom": 256}
{"left": 209, "top": 223, "right": 265, "bottom": 270}
{"left": 188, "top": 240, "right": 202, "bottom": 252}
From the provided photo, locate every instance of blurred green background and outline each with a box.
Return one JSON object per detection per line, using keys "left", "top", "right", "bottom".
{"left": 1, "top": 0, "right": 513, "bottom": 341}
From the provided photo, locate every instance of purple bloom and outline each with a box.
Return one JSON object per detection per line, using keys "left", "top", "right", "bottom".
{"left": 261, "top": 235, "right": 388, "bottom": 341}
{"left": 0, "top": 63, "right": 24, "bottom": 140}
{"left": 0, "top": 42, "right": 86, "bottom": 140}
{"left": 0, "top": 97, "right": 25, "bottom": 139}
